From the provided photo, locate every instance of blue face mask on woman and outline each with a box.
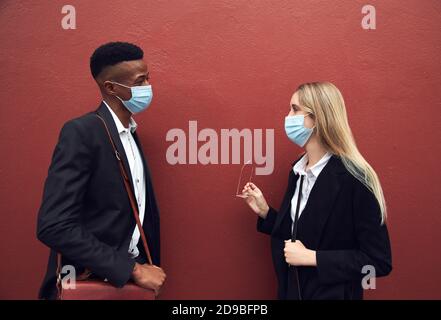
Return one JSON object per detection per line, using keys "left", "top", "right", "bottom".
{"left": 111, "top": 82, "right": 153, "bottom": 114}
{"left": 284, "top": 114, "right": 314, "bottom": 147}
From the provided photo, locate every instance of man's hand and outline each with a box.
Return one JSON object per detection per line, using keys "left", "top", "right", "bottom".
{"left": 131, "top": 262, "right": 166, "bottom": 296}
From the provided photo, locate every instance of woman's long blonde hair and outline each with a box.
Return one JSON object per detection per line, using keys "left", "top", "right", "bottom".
{"left": 297, "top": 82, "right": 386, "bottom": 224}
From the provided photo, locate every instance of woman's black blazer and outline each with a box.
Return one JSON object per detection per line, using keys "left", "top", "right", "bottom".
{"left": 257, "top": 155, "right": 392, "bottom": 299}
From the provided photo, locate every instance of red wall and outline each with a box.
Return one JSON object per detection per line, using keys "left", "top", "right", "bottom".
{"left": 0, "top": 0, "right": 440, "bottom": 299}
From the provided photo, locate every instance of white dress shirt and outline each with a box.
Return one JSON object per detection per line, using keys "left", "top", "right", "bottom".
{"left": 290, "top": 152, "right": 332, "bottom": 231}
{"left": 103, "top": 101, "right": 146, "bottom": 259}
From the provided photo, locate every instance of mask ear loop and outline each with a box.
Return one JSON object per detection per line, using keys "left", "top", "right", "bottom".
{"left": 110, "top": 81, "right": 130, "bottom": 89}
{"left": 108, "top": 81, "right": 133, "bottom": 104}
{"left": 304, "top": 112, "right": 316, "bottom": 131}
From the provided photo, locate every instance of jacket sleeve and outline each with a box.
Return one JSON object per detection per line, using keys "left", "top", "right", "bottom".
{"left": 257, "top": 207, "right": 278, "bottom": 235}
{"left": 36, "top": 120, "right": 135, "bottom": 287}
{"left": 316, "top": 182, "right": 392, "bottom": 285}
{"left": 257, "top": 168, "right": 296, "bottom": 236}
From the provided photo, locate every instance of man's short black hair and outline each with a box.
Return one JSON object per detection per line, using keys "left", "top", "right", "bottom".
{"left": 90, "top": 42, "right": 144, "bottom": 79}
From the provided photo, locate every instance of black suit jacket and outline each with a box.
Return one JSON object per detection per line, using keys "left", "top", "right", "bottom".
{"left": 257, "top": 155, "right": 392, "bottom": 300}
{"left": 37, "top": 103, "right": 160, "bottom": 299}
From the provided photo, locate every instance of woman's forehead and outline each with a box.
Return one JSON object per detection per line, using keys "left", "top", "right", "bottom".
{"left": 291, "top": 91, "right": 299, "bottom": 105}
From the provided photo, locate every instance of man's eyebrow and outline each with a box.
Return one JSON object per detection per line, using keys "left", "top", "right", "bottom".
{"left": 134, "top": 72, "right": 149, "bottom": 81}
{"left": 291, "top": 103, "right": 299, "bottom": 108}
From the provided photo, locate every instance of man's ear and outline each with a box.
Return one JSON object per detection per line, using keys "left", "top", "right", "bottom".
{"left": 102, "top": 80, "right": 116, "bottom": 95}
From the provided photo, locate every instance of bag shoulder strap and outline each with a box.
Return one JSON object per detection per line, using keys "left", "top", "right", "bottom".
{"left": 291, "top": 174, "right": 305, "bottom": 241}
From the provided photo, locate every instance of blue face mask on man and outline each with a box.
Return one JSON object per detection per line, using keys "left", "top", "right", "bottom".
{"left": 111, "top": 82, "right": 153, "bottom": 114}
{"left": 284, "top": 114, "right": 314, "bottom": 147}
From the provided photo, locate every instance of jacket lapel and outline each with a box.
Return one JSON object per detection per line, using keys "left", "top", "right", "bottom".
{"left": 132, "top": 131, "right": 153, "bottom": 213}
{"left": 297, "top": 155, "right": 347, "bottom": 249}
{"left": 95, "top": 102, "right": 136, "bottom": 196}
{"left": 272, "top": 160, "right": 301, "bottom": 234}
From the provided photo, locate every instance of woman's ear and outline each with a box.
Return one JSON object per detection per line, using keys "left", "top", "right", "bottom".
{"left": 304, "top": 113, "right": 316, "bottom": 129}
{"left": 311, "top": 116, "right": 317, "bottom": 130}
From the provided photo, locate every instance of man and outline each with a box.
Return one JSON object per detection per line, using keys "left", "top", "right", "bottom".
{"left": 37, "top": 42, "right": 166, "bottom": 299}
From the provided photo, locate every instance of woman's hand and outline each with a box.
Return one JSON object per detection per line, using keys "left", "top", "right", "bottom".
{"left": 241, "top": 182, "right": 270, "bottom": 219}
{"left": 284, "top": 240, "right": 317, "bottom": 266}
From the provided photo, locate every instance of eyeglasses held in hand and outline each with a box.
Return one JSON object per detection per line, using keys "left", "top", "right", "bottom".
{"left": 235, "top": 160, "right": 255, "bottom": 198}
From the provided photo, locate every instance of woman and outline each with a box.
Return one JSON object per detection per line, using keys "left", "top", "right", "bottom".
{"left": 242, "top": 82, "right": 392, "bottom": 300}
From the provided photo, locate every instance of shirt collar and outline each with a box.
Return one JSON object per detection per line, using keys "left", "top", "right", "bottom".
{"left": 103, "top": 100, "right": 137, "bottom": 134}
{"left": 293, "top": 152, "right": 332, "bottom": 178}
